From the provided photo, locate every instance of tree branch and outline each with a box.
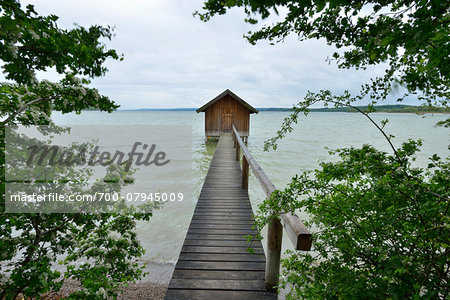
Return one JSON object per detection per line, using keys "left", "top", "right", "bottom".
{"left": 1, "top": 96, "right": 51, "bottom": 126}
{"left": 327, "top": 99, "right": 402, "bottom": 162}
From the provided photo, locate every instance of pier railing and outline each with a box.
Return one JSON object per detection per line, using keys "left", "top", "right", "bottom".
{"left": 231, "top": 124, "right": 312, "bottom": 292}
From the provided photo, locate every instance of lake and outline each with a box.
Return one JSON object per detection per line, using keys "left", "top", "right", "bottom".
{"left": 52, "top": 110, "right": 449, "bottom": 267}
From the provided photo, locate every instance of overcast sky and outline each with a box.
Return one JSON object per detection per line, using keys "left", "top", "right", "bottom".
{"left": 23, "top": 0, "right": 416, "bottom": 109}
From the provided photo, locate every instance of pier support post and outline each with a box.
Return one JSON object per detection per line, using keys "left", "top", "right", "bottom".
{"left": 265, "top": 217, "right": 283, "bottom": 293}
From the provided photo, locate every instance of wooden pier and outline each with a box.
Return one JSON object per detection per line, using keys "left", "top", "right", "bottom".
{"left": 165, "top": 128, "right": 312, "bottom": 299}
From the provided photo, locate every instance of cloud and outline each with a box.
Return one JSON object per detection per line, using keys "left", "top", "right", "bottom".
{"left": 17, "top": 0, "right": 419, "bottom": 108}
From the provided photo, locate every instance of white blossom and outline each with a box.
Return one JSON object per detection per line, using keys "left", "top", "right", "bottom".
{"left": 28, "top": 29, "right": 39, "bottom": 39}
{"left": 6, "top": 42, "right": 18, "bottom": 58}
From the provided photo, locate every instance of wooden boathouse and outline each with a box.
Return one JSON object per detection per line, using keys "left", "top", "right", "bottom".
{"left": 196, "top": 89, "right": 258, "bottom": 139}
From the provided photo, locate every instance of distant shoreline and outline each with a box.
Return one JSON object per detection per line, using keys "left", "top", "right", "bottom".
{"left": 109, "top": 104, "right": 449, "bottom": 114}
{"left": 77, "top": 104, "right": 449, "bottom": 114}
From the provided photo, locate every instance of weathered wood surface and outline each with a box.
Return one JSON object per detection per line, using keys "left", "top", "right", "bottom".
{"left": 232, "top": 125, "right": 312, "bottom": 252}
{"left": 231, "top": 124, "right": 312, "bottom": 292}
{"left": 166, "top": 134, "right": 275, "bottom": 300}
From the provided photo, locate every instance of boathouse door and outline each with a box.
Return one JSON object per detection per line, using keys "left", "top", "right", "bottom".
{"left": 222, "top": 107, "right": 232, "bottom": 132}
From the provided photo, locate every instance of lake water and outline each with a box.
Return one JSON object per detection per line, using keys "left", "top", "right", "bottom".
{"left": 52, "top": 111, "right": 449, "bottom": 266}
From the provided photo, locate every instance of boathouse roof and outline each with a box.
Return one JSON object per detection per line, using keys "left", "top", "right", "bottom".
{"left": 196, "top": 89, "right": 259, "bottom": 114}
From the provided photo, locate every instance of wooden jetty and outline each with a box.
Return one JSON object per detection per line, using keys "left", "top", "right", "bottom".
{"left": 165, "top": 126, "right": 312, "bottom": 299}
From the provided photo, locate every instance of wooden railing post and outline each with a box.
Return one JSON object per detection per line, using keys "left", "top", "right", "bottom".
{"left": 235, "top": 141, "right": 240, "bottom": 161}
{"left": 265, "top": 217, "right": 283, "bottom": 293}
{"left": 242, "top": 156, "right": 249, "bottom": 190}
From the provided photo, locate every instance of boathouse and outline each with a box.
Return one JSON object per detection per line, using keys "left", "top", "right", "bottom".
{"left": 196, "top": 89, "right": 258, "bottom": 139}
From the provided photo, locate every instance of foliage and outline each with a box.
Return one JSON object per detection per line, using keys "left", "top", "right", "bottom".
{"left": 0, "top": 1, "right": 155, "bottom": 299}
{"left": 0, "top": 0, "right": 122, "bottom": 127}
{"left": 257, "top": 91, "right": 450, "bottom": 298}
{"left": 435, "top": 118, "right": 450, "bottom": 128}
{"left": 196, "top": 0, "right": 449, "bottom": 103}
{"left": 0, "top": 0, "right": 120, "bottom": 85}
{"left": 0, "top": 75, "right": 118, "bottom": 126}
{"left": 256, "top": 140, "right": 449, "bottom": 299}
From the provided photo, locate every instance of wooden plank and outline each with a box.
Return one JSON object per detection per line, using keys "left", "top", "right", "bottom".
{"left": 192, "top": 214, "right": 254, "bottom": 219}
{"left": 188, "top": 224, "right": 255, "bottom": 230}
{"left": 191, "top": 216, "right": 255, "bottom": 221}
{"left": 193, "top": 209, "right": 253, "bottom": 213}
{"left": 197, "top": 201, "right": 250, "bottom": 205}
{"left": 165, "top": 290, "right": 276, "bottom": 300}
{"left": 190, "top": 219, "right": 255, "bottom": 225}
{"left": 195, "top": 201, "right": 251, "bottom": 205}
{"left": 174, "top": 261, "right": 266, "bottom": 271}
{"left": 198, "top": 196, "right": 249, "bottom": 200}
{"left": 191, "top": 212, "right": 253, "bottom": 217}
{"left": 194, "top": 206, "right": 252, "bottom": 210}
{"left": 197, "top": 197, "right": 250, "bottom": 200}
{"left": 190, "top": 220, "right": 255, "bottom": 226}
{"left": 199, "top": 193, "right": 249, "bottom": 197}
{"left": 181, "top": 246, "right": 263, "bottom": 254}
{"left": 191, "top": 213, "right": 254, "bottom": 217}
{"left": 194, "top": 209, "right": 252, "bottom": 212}
{"left": 187, "top": 229, "right": 258, "bottom": 235}
{"left": 198, "top": 191, "right": 247, "bottom": 196}
{"left": 185, "top": 234, "right": 257, "bottom": 241}
{"left": 183, "top": 239, "right": 262, "bottom": 248}
{"left": 172, "top": 270, "right": 265, "bottom": 280}
{"left": 178, "top": 253, "right": 266, "bottom": 262}
{"left": 195, "top": 206, "right": 252, "bottom": 210}
{"left": 194, "top": 207, "right": 252, "bottom": 210}
{"left": 196, "top": 200, "right": 250, "bottom": 204}
{"left": 169, "top": 279, "right": 265, "bottom": 291}
{"left": 198, "top": 199, "right": 250, "bottom": 203}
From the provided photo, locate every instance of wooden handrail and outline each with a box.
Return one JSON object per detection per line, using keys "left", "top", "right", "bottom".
{"left": 232, "top": 124, "right": 311, "bottom": 292}
{"left": 232, "top": 125, "right": 312, "bottom": 249}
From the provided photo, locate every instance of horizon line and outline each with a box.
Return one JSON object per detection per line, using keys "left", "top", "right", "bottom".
{"left": 116, "top": 104, "right": 418, "bottom": 111}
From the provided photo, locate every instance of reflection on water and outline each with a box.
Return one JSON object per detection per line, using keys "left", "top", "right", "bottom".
{"left": 52, "top": 110, "right": 449, "bottom": 263}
